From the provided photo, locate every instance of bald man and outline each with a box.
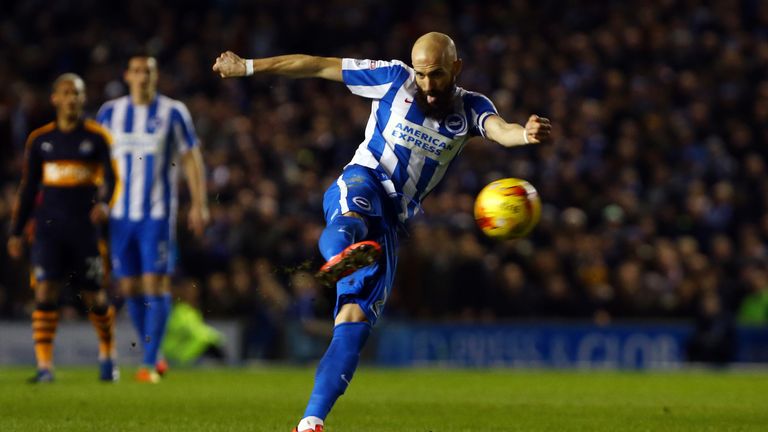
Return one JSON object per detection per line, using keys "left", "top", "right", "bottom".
{"left": 213, "top": 32, "right": 550, "bottom": 432}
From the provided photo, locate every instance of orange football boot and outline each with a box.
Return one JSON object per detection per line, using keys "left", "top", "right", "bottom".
{"left": 315, "top": 240, "right": 382, "bottom": 286}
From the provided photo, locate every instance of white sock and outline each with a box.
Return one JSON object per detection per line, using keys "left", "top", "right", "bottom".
{"left": 297, "top": 416, "right": 324, "bottom": 430}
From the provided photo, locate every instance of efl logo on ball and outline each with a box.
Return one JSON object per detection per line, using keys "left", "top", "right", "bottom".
{"left": 474, "top": 178, "right": 541, "bottom": 240}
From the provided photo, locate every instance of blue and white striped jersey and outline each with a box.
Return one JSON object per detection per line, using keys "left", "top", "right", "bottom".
{"left": 342, "top": 58, "right": 498, "bottom": 221}
{"left": 96, "top": 95, "right": 198, "bottom": 222}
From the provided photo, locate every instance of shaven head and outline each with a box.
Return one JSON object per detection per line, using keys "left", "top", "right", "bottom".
{"left": 411, "top": 32, "right": 458, "bottom": 68}
{"left": 51, "top": 73, "right": 86, "bottom": 121}
{"left": 410, "top": 32, "right": 462, "bottom": 118}
{"left": 52, "top": 73, "right": 85, "bottom": 93}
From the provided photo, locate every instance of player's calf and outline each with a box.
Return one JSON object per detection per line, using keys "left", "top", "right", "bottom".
{"left": 31, "top": 302, "right": 59, "bottom": 373}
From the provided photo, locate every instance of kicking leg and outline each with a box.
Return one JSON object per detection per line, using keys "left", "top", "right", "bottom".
{"left": 295, "top": 166, "right": 396, "bottom": 431}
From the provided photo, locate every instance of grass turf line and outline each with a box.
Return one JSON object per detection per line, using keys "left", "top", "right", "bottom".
{"left": 1, "top": 367, "right": 767, "bottom": 431}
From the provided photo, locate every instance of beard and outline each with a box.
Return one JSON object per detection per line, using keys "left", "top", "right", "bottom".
{"left": 414, "top": 83, "right": 457, "bottom": 119}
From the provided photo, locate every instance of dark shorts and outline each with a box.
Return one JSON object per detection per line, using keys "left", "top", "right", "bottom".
{"left": 31, "top": 221, "right": 105, "bottom": 291}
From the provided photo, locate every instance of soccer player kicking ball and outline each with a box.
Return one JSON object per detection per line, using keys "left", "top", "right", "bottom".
{"left": 8, "top": 74, "right": 118, "bottom": 383}
{"left": 97, "top": 55, "right": 209, "bottom": 383}
{"left": 213, "top": 32, "right": 551, "bottom": 431}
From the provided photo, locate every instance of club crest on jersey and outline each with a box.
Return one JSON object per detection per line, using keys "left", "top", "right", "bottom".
{"left": 352, "top": 196, "right": 372, "bottom": 211}
{"left": 146, "top": 117, "right": 162, "bottom": 132}
{"left": 444, "top": 113, "right": 466, "bottom": 134}
{"left": 41, "top": 142, "right": 53, "bottom": 153}
{"left": 79, "top": 140, "right": 93, "bottom": 154}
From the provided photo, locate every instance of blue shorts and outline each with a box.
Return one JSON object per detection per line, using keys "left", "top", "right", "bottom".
{"left": 323, "top": 165, "right": 400, "bottom": 325}
{"left": 30, "top": 219, "right": 105, "bottom": 290}
{"left": 109, "top": 218, "right": 175, "bottom": 278}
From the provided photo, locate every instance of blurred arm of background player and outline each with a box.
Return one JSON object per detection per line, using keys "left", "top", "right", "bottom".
{"left": 212, "top": 51, "right": 551, "bottom": 146}
{"left": 90, "top": 130, "right": 117, "bottom": 225}
{"left": 182, "top": 146, "right": 209, "bottom": 237}
{"left": 7, "top": 139, "right": 42, "bottom": 260}
{"left": 212, "top": 51, "right": 343, "bottom": 82}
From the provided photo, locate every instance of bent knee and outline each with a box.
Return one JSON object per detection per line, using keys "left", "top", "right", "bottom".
{"left": 335, "top": 302, "right": 369, "bottom": 325}
{"left": 343, "top": 211, "right": 366, "bottom": 221}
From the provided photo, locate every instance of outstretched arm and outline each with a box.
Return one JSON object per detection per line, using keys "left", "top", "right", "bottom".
{"left": 213, "top": 51, "right": 343, "bottom": 82}
{"left": 484, "top": 114, "right": 551, "bottom": 148}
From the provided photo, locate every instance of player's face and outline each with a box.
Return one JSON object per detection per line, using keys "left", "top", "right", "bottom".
{"left": 124, "top": 57, "right": 158, "bottom": 98}
{"left": 51, "top": 79, "right": 86, "bottom": 119}
{"left": 412, "top": 60, "right": 461, "bottom": 118}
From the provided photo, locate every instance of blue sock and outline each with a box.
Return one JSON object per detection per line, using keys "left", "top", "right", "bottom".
{"left": 303, "top": 322, "right": 371, "bottom": 420}
{"left": 142, "top": 293, "right": 172, "bottom": 366}
{"left": 319, "top": 215, "right": 368, "bottom": 260}
{"left": 125, "top": 295, "right": 147, "bottom": 343}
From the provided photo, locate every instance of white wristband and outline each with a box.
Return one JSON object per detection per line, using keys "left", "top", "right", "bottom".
{"left": 523, "top": 129, "right": 530, "bottom": 144}
{"left": 245, "top": 59, "right": 254, "bottom": 76}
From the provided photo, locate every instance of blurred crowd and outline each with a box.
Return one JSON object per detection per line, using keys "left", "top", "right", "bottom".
{"left": 2, "top": 0, "right": 768, "bottom": 359}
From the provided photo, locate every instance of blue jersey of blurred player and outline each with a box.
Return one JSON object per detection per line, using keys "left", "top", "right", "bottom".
{"left": 97, "top": 55, "right": 209, "bottom": 383}
{"left": 213, "top": 32, "right": 551, "bottom": 431}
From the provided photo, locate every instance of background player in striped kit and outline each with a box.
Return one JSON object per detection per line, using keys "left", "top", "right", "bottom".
{"left": 97, "top": 55, "right": 209, "bottom": 383}
{"left": 213, "top": 32, "right": 550, "bottom": 431}
{"left": 8, "top": 73, "right": 118, "bottom": 383}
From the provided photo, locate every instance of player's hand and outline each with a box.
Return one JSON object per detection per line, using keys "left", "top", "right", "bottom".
{"left": 7, "top": 236, "right": 23, "bottom": 260}
{"left": 188, "top": 205, "right": 210, "bottom": 238}
{"left": 213, "top": 51, "right": 247, "bottom": 78}
{"left": 524, "top": 115, "right": 551, "bottom": 144}
{"left": 90, "top": 202, "right": 110, "bottom": 224}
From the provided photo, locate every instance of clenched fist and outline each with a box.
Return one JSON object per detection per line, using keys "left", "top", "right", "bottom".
{"left": 524, "top": 115, "right": 552, "bottom": 144}
{"left": 212, "top": 51, "right": 247, "bottom": 78}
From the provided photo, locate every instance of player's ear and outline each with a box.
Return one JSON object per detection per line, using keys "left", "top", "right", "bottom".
{"left": 50, "top": 87, "right": 59, "bottom": 107}
{"left": 452, "top": 58, "right": 463, "bottom": 77}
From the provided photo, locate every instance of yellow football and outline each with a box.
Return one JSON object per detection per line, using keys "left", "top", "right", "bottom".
{"left": 474, "top": 178, "right": 541, "bottom": 239}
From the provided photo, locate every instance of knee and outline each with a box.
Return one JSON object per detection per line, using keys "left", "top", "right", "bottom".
{"left": 120, "top": 277, "right": 142, "bottom": 296}
{"left": 334, "top": 303, "right": 369, "bottom": 325}
{"left": 343, "top": 211, "right": 365, "bottom": 221}
{"left": 35, "top": 282, "right": 58, "bottom": 304}
{"left": 80, "top": 290, "right": 106, "bottom": 310}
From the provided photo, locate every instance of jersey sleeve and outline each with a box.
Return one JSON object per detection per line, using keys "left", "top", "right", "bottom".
{"left": 169, "top": 102, "right": 199, "bottom": 154}
{"left": 341, "top": 58, "right": 409, "bottom": 99}
{"left": 466, "top": 92, "right": 499, "bottom": 138}
{"left": 11, "top": 137, "right": 42, "bottom": 236}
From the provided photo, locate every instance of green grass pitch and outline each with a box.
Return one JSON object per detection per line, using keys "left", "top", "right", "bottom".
{"left": 1, "top": 367, "right": 767, "bottom": 431}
